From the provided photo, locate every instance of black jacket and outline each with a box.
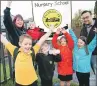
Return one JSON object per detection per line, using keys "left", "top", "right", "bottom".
{"left": 80, "top": 18, "right": 97, "bottom": 55}
{"left": 3, "top": 7, "right": 26, "bottom": 47}
{"left": 36, "top": 53, "right": 61, "bottom": 80}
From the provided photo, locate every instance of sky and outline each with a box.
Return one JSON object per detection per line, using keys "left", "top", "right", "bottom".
{"left": 1, "top": 1, "right": 95, "bottom": 20}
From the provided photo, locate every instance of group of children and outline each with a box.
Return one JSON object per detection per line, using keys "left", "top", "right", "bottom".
{"left": 1, "top": 27, "right": 97, "bottom": 86}
{"left": 1, "top": 1, "right": 97, "bottom": 86}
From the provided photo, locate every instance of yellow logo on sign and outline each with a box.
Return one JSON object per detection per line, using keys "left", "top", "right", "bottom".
{"left": 43, "top": 9, "right": 62, "bottom": 28}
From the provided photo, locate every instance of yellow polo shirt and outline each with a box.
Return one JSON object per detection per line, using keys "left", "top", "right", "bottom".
{"left": 5, "top": 42, "right": 40, "bottom": 85}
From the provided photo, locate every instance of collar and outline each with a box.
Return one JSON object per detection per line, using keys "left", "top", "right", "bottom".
{"left": 85, "top": 20, "right": 95, "bottom": 28}
{"left": 91, "top": 20, "right": 95, "bottom": 26}
{"left": 19, "top": 48, "right": 32, "bottom": 54}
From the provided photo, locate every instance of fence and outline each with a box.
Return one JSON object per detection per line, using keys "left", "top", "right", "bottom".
{"left": 0, "top": 29, "right": 13, "bottom": 84}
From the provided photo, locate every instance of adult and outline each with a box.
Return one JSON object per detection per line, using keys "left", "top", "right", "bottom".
{"left": 3, "top": 1, "right": 26, "bottom": 47}
{"left": 80, "top": 10, "right": 97, "bottom": 75}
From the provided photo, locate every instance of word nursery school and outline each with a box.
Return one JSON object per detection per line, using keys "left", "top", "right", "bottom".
{"left": 34, "top": 1, "right": 69, "bottom": 7}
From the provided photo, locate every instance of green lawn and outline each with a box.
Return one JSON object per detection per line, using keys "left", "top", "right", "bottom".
{"left": 1, "top": 79, "right": 79, "bottom": 86}
{"left": 1, "top": 63, "right": 78, "bottom": 86}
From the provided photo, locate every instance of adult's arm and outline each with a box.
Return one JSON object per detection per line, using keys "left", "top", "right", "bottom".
{"left": 3, "top": 1, "right": 16, "bottom": 37}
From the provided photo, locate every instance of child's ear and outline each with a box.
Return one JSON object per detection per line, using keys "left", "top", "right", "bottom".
{"left": 19, "top": 42, "right": 21, "bottom": 47}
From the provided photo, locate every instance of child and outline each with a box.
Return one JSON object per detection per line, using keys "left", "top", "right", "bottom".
{"left": 26, "top": 22, "right": 45, "bottom": 46}
{"left": 52, "top": 28, "right": 74, "bottom": 86}
{"left": 69, "top": 28, "right": 97, "bottom": 86}
{"left": 1, "top": 25, "right": 54, "bottom": 86}
{"left": 36, "top": 41, "right": 61, "bottom": 86}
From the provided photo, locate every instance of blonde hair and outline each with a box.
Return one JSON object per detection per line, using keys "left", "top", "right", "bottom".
{"left": 19, "top": 34, "right": 32, "bottom": 43}
{"left": 39, "top": 41, "right": 50, "bottom": 53}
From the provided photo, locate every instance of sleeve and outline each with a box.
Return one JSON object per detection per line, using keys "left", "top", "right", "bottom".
{"left": 5, "top": 42, "right": 16, "bottom": 57}
{"left": 69, "top": 29, "right": 78, "bottom": 46}
{"left": 52, "top": 34, "right": 60, "bottom": 49}
{"left": 33, "top": 44, "right": 40, "bottom": 55}
{"left": 63, "top": 32, "right": 74, "bottom": 50}
{"left": 3, "top": 7, "right": 16, "bottom": 37}
{"left": 53, "top": 54, "right": 61, "bottom": 62}
{"left": 88, "top": 34, "right": 97, "bottom": 52}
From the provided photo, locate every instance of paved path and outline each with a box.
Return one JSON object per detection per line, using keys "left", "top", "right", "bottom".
{"left": 53, "top": 64, "right": 96, "bottom": 86}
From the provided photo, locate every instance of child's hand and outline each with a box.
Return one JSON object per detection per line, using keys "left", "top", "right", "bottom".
{"left": 52, "top": 49, "right": 60, "bottom": 55}
{"left": 1, "top": 34, "right": 9, "bottom": 45}
{"left": 49, "top": 24, "right": 54, "bottom": 32}
{"left": 61, "top": 28, "right": 67, "bottom": 34}
{"left": 56, "top": 28, "right": 62, "bottom": 34}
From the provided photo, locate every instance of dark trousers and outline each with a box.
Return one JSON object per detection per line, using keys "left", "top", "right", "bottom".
{"left": 76, "top": 72, "right": 90, "bottom": 86}
{"left": 15, "top": 81, "right": 38, "bottom": 86}
{"left": 40, "top": 77, "right": 53, "bottom": 86}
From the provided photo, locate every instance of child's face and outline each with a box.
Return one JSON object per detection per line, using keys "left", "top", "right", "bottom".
{"left": 19, "top": 38, "right": 32, "bottom": 53}
{"left": 77, "top": 39, "right": 85, "bottom": 48}
{"left": 30, "top": 23, "right": 36, "bottom": 29}
{"left": 60, "top": 38, "right": 67, "bottom": 46}
{"left": 41, "top": 43, "right": 49, "bottom": 54}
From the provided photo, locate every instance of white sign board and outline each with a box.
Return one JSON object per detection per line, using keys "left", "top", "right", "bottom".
{"left": 33, "top": 1, "right": 71, "bottom": 32}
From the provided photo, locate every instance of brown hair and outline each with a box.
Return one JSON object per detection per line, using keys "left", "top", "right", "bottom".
{"left": 81, "top": 10, "right": 92, "bottom": 16}
{"left": 79, "top": 36, "right": 89, "bottom": 55}
{"left": 59, "top": 36, "right": 67, "bottom": 43}
{"left": 13, "top": 14, "right": 24, "bottom": 28}
{"left": 39, "top": 41, "right": 50, "bottom": 53}
{"left": 19, "top": 34, "right": 32, "bottom": 43}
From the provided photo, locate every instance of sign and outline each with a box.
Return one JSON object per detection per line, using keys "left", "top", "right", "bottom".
{"left": 33, "top": 1, "right": 71, "bottom": 32}
{"left": 43, "top": 9, "right": 62, "bottom": 28}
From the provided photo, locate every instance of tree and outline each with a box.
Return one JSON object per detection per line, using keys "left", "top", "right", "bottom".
{"left": 94, "top": 1, "right": 97, "bottom": 18}
{"left": 72, "top": 9, "right": 83, "bottom": 29}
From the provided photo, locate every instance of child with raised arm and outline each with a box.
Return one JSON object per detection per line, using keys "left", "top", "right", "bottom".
{"left": 1, "top": 25, "right": 54, "bottom": 86}
{"left": 69, "top": 28, "right": 97, "bottom": 86}
{"left": 52, "top": 28, "right": 74, "bottom": 86}
{"left": 36, "top": 42, "right": 61, "bottom": 86}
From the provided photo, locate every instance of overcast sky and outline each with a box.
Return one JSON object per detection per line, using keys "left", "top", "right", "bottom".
{"left": 1, "top": 1, "right": 95, "bottom": 20}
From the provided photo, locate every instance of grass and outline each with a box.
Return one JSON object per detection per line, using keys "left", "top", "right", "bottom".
{"left": 1, "top": 63, "right": 78, "bottom": 86}
{"left": 1, "top": 79, "right": 79, "bottom": 86}
{"left": 1, "top": 80, "right": 13, "bottom": 86}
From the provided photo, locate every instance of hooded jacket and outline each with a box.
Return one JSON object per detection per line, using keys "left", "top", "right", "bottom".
{"left": 52, "top": 32, "right": 74, "bottom": 75}
{"left": 69, "top": 29, "right": 97, "bottom": 72}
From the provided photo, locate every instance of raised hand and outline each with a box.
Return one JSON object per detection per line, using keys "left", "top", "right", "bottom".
{"left": 56, "top": 28, "right": 62, "bottom": 34}
{"left": 7, "top": 1, "right": 12, "bottom": 8}
{"left": 61, "top": 28, "right": 67, "bottom": 34}
{"left": 49, "top": 24, "right": 54, "bottom": 32}
{"left": 1, "top": 34, "right": 9, "bottom": 45}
